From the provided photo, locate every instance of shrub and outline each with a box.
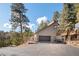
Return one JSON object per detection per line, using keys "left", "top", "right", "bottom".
{"left": 10, "top": 32, "right": 24, "bottom": 46}
{"left": 0, "top": 31, "right": 33, "bottom": 47}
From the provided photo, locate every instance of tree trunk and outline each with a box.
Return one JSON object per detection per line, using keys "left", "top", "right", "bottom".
{"left": 20, "top": 22, "right": 23, "bottom": 35}
{"left": 20, "top": 13, "right": 23, "bottom": 43}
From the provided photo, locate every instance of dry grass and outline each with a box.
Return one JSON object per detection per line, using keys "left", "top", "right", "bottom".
{"left": 17, "top": 42, "right": 28, "bottom": 48}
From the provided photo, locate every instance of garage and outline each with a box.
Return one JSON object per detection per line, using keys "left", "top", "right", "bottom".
{"left": 34, "top": 19, "right": 59, "bottom": 43}
{"left": 39, "top": 36, "right": 51, "bottom": 42}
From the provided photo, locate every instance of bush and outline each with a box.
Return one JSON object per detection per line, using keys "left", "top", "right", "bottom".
{"left": 10, "top": 32, "right": 24, "bottom": 46}
{"left": 0, "top": 31, "right": 33, "bottom": 47}
{"left": 0, "top": 39, "right": 11, "bottom": 47}
{"left": 0, "top": 40, "right": 4, "bottom": 47}
{"left": 10, "top": 38, "right": 23, "bottom": 46}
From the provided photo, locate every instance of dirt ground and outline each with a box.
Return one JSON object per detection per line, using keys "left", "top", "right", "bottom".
{"left": 67, "top": 40, "right": 79, "bottom": 48}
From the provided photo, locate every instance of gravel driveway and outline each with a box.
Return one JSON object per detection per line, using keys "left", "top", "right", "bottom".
{"left": 0, "top": 43, "right": 79, "bottom": 56}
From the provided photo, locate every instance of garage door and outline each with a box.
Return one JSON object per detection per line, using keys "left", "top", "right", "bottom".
{"left": 39, "top": 36, "right": 51, "bottom": 42}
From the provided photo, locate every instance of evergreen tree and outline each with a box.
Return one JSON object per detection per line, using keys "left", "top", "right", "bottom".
{"left": 37, "top": 20, "right": 48, "bottom": 31}
{"left": 10, "top": 3, "right": 29, "bottom": 39}
{"left": 60, "top": 3, "right": 77, "bottom": 30}
{"left": 52, "top": 11, "right": 60, "bottom": 22}
{"left": 74, "top": 4, "right": 79, "bottom": 22}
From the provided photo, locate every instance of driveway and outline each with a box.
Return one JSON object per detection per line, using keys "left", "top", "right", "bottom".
{"left": 0, "top": 43, "right": 79, "bottom": 56}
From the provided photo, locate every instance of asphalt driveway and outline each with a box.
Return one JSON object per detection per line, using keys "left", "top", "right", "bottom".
{"left": 0, "top": 43, "right": 79, "bottom": 56}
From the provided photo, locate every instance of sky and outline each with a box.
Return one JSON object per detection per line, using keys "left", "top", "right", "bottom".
{"left": 0, "top": 3, "right": 63, "bottom": 32}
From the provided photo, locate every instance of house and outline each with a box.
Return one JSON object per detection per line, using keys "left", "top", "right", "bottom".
{"left": 33, "top": 20, "right": 59, "bottom": 42}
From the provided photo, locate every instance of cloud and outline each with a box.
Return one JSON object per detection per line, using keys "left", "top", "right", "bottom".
{"left": 25, "top": 23, "right": 35, "bottom": 29}
{"left": 3, "top": 23, "right": 36, "bottom": 32}
{"left": 29, "top": 23, "right": 35, "bottom": 29}
{"left": 3, "top": 23, "right": 12, "bottom": 29}
{"left": 36, "top": 16, "right": 48, "bottom": 24}
{"left": 23, "top": 23, "right": 35, "bottom": 29}
{"left": 25, "top": 23, "right": 36, "bottom": 32}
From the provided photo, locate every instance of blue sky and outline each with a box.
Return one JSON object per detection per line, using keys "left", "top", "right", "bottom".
{"left": 0, "top": 3, "right": 63, "bottom": 32}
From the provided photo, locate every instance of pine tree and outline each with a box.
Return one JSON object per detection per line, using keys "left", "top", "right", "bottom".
{"left": 52, "top": 11, "right": 60, "bottom": 22}
{"left": 37, "top": 20, "right": 48, "bottom": 31}
{"left": 10, "top": 3, "right": 29, "bottom": 40}
{"left": 60, "top": 3, "right": 77, "bottom": 30}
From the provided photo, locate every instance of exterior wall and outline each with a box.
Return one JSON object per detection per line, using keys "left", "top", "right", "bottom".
{"left": 35, "top": 24, "right": 58, "bottom": 42}
{"left": 51, "top": 36, "right": 56, "bottom": 42}
{"left": 34, "top": 34, "right": 39, "bottom": 42}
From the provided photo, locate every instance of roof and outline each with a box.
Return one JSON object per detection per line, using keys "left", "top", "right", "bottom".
{"left": 35, "top": 21, "right": 59, "bottom": 34}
